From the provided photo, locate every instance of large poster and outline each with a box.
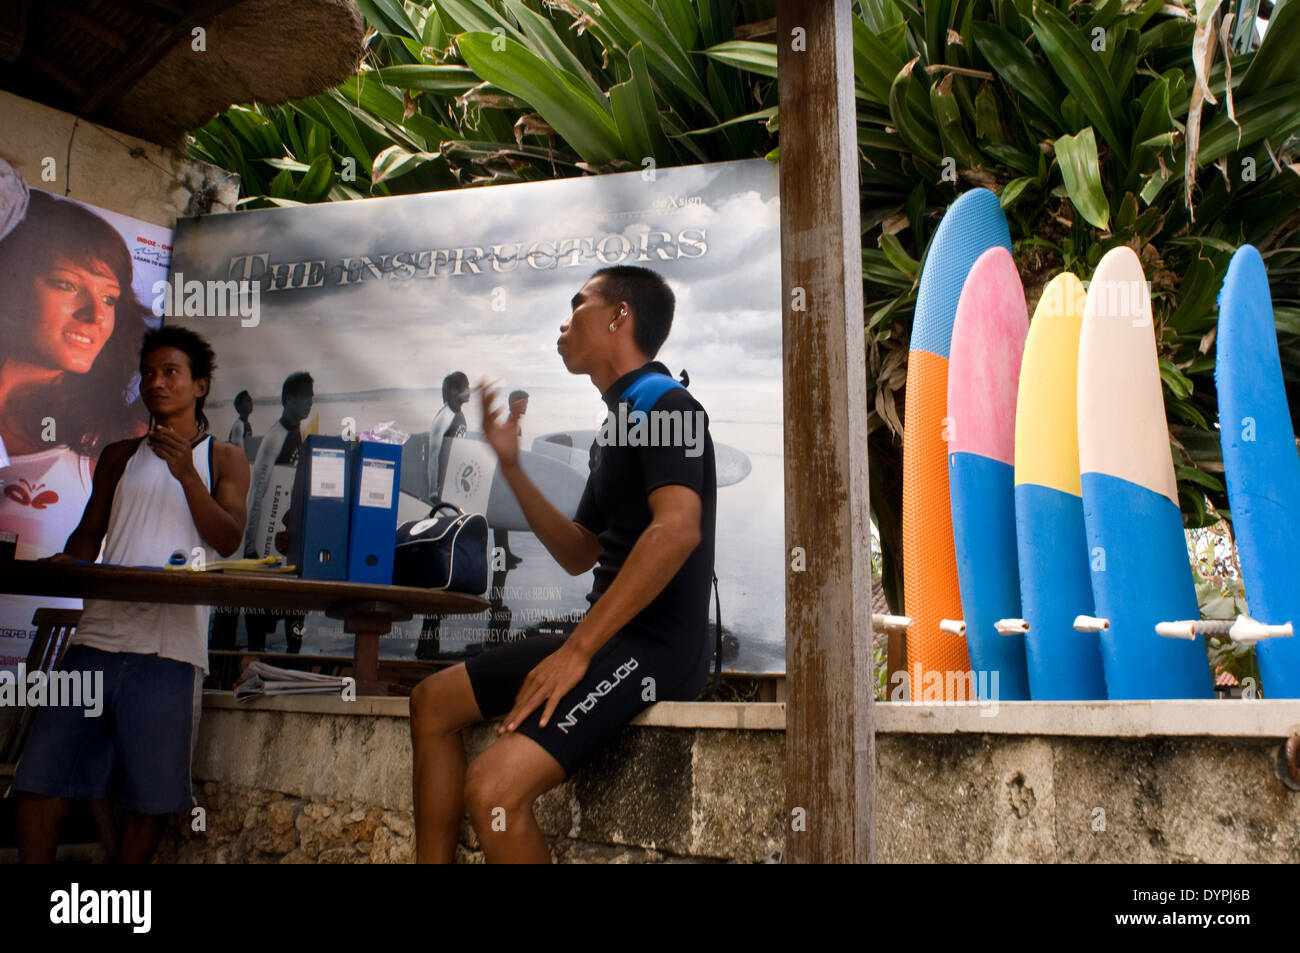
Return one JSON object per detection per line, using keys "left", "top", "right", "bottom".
{"left": 169, "top": 158, "right": 784, "bottom": 674}
{"left": 0, "top": 168, "right": 171, "bottom": 673}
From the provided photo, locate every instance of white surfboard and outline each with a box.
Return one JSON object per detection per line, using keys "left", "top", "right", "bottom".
{"left": 532, "top": 430, "right": 753, "bottom": 487}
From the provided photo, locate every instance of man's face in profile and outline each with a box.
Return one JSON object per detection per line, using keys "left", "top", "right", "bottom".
{"left": 557, "top": 276, "right": 614, "bottom": 376}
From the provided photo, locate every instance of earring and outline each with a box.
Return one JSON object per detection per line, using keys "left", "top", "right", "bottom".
{"left": 609, "top": 322, "right": 617, "bottom": 332}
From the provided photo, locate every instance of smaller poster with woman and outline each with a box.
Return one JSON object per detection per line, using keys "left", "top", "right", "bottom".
{"left": 0, "top": 159, "right": 172, "bottom": 672}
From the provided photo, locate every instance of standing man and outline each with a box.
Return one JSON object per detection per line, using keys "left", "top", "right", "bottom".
{"left": 13, "top": 325, "right": 249, "bottom": 863}
{"left": 244, "top": 370, "right": 312, "bottom": 653}
{"left": 228, "top": 390, "right": 253, "bottom": 447}
{"left": 418, "top": 371, "right": 471, "bottom": 660}
{"left": 427, "top": 371, "right": 470, "bottom": 505}
{"left": 409, "top": 266, "right": 716, "bottom": 863}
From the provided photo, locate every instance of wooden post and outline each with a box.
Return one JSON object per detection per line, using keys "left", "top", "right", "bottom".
{"left": 778, "top": 0, "right": 875, "bottom": 863}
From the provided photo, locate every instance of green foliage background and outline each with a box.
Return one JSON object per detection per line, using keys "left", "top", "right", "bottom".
{"left": 187, "top": 0, "right": 1300, "bottom": 616}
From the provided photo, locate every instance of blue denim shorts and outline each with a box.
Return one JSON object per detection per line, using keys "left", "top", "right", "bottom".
{"left": 12, "top": 644, "right": 200, "bottom": 815}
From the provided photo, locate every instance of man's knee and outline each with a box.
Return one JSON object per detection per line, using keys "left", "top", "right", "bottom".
{"left": 464, "top": 737, "right": 564, "bottom": 824}
{"left": 409, "top": 667, "right": 477, "bottom": 737}
{"left": 463, "top": 756, "right": 526, "bottom": 822}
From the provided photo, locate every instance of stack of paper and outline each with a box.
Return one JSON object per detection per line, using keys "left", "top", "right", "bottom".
{"left": 234, "top": 661, "right": 349, "bottom": 702}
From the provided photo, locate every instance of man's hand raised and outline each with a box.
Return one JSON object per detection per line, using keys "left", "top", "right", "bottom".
{"left": 479, "top": 379, "right": 520, "bottom": 468}
{"left": 147, "top": 425, "right": 199, "bottom": 484}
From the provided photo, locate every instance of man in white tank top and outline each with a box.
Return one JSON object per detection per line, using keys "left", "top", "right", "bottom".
{"left": 13, "top": 326, "right": 250, "bottom": 863}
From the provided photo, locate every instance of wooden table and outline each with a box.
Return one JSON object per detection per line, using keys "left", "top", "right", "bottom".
{"left": 0, "top": 560, "right": 488, "bottom": 695}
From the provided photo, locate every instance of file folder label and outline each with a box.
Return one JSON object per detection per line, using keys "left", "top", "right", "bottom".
{"left": 311, "top": 448, "right": 347, "bottom": 498}
{"left": 359, "top": 458, "right": 395, "bottom": 509}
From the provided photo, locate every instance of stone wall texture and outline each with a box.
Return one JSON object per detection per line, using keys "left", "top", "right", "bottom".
{"left": 155, "top": 706, "right": 1300, "bottom": 863}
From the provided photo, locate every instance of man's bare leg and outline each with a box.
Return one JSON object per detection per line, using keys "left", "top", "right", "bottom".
{"left": 410, "top": 665, "right": 484, "bottom": 863}
{"left": 16, "top": 792, "right": 70, "bottom": 863}
{"left": 464, "top": 732, "right": 566, "bottom": 864}
{"left": 117, "top": 813, "right": 167, "bottom": 864}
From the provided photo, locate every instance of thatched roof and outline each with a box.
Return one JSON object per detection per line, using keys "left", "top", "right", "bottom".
{"left": 0, "top": 0, "right": 365, "bottom": 147}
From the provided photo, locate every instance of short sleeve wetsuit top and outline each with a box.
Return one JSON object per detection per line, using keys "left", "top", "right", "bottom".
{"left": 463, "top": 361, "right": 716, "bottom": 777}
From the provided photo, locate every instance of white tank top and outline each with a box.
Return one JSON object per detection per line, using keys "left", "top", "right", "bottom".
{"left": 0, "top": 446, "right": 93, "bottom": 671}
{"left": 73, "top": 435, "right": 215, "bottom": 673}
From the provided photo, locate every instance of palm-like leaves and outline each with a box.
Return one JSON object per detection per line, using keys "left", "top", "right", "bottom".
{"left": 188, "top": 0, "right": 1300, "bottom": 616}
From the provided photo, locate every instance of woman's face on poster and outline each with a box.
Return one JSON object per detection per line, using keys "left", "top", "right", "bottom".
{"left": 23, "top": 254, "right": 119, "bottom": 374}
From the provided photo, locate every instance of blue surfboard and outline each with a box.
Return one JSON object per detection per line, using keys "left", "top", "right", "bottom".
{"left": 1216, "top": 245, "right": 1300, "bottom": 697}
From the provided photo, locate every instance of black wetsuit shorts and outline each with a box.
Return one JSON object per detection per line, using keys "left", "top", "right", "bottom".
{"left": 463, "top": 627, "right": 710, "bottom": 777}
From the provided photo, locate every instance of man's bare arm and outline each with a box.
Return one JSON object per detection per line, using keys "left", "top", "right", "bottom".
{"left": 480, "top": 382, "right": 601, "bottom": 574}
{"left": 497, "top": 461, "right": 602, "bottom": 574}
{"left": 201, "top": 442, "right": 250, "bottom": 557}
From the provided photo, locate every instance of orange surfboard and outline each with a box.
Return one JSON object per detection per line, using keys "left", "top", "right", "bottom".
{"left": 901, "top": 189, "right": 1011, "bottom": 700}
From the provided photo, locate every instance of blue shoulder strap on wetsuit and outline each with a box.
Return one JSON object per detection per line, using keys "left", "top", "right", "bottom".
{"left": 619, "top": 371, "right": 685, "bottom": 414}
{"left": 618, "top": 370, "right": 724, "bottom": 699}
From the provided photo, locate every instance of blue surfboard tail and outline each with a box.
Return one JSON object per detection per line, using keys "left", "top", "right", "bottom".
{"left": 1015, "top": 483, "right": 1108, "bottom": 700}
{"left": 949, "top": 452, "right": 1030, "bottom": 700}
{"left": 1081, "top": 473, "right": 1214, "bottom": 699}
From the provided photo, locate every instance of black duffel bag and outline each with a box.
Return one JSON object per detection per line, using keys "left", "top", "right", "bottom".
{"left": 393, "top": 503, "right": 488, "bottom": 595}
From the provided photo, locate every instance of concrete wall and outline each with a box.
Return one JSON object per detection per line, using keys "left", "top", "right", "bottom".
{"left": 0, "top": 89, "right": 238, "bottom": 223}
{"left": 155, "top": 695, "right": 1300, "bottom": 863}
{"left": 158, "top": 696, "right": 786, "bottom": 864}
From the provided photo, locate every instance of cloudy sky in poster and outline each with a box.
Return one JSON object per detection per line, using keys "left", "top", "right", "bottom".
{"left": 171, "top": 158, "right": 785, "bottom": 673}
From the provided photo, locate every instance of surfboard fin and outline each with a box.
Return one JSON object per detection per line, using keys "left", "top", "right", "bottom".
{"left": 1155, "top": 615, "right": 1293, "bottom": 645}
{"left": 1073, "top": 615, "right": 1110, "bottom": 632}
{"left": 994, "top": 618, "right": 1029, "bottom": 635}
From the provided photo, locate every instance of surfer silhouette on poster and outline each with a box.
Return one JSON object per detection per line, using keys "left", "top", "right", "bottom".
{"left": 427, "top": 371, "right": 469, "bottom": 505}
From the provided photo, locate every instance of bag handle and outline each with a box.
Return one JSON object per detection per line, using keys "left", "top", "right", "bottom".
{"left": 428, "top": 501, "right": 465, "bottom": 518}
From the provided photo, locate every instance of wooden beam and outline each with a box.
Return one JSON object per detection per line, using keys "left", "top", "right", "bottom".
{"left": 778, "top": 0, "right": 876, "bottom": 863}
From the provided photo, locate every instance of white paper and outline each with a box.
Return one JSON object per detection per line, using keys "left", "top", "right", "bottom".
{"left": 359, "top": 458, "right": 395, "bottom": 509}
{"left": 310, "top": 448, "right": 347, "bottom": 498}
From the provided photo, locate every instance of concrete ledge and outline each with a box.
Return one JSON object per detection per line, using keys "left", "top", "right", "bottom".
{"left": 874, "top": 699, "right": 1300, "bottom": 737}
{"left": 201, "top": 692, "right": 786, "bottom": 730}
{"left": 205, "top": 692, "right": 1300, "bottom": 738}
{"left": 173, "top": 695, "right": 1300, "bottom": 863}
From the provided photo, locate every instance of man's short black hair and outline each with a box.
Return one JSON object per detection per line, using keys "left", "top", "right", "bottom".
{"left": 590, "top": 265, "right": 675, "bottom": 358}
{"left": 140, "top": 325, "right": 217, "bottom": 428}
{"left": 234, "top": 390, "right": 252, "bottom": 408}
{"left": 442, "top": 371, "right": 469, "bottom": 405}
{"left": 281, "top": 371, "right": 314, "bottom": 403}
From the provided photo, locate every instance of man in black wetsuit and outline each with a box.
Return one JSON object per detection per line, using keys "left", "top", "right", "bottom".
{"left": 409, "top": 265, "right": 716, "bottom": 863}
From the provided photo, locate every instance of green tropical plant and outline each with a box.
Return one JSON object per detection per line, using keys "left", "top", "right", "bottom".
{"left": 188, "top": 0, "right": 1300, "bottom": 620}
{"left": 703, "top": 0, "right": 1300, "bottom": 614}
{"left": 186, "top": 0, "right": 778, "bottom": 204}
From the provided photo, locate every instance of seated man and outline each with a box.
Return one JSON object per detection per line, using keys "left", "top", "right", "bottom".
{"left": 13, "top": 326, "right": 249, "bottom": 863}
{"left": 409, "top": 265, "right": 717, "bottom": 863}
